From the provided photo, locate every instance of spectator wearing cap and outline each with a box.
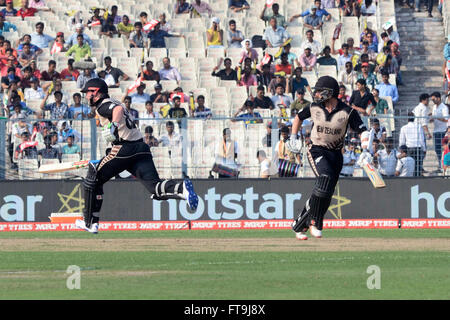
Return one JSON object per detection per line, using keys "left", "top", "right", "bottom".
{"left": 50, "top": 32, "right": 66, "bottom": 55}
{"left": 40, "top": 90, "right": 69, "bottom": 120}
{"left": 2, "top": 0, "right": 17, "bottom": 17}
{"left": 129, "top": 22, "right": 147, "bottom": 48}
{"left": 68, "top": 92, "right": 90, "bottom": 120}
{"left": 357, "top": 62, "right": 378, "bottom": 90}
{"left": 139, "top": 60, "right": 160, "bottom": 82}
{"left": 229, "top": 0, "right": 250, "bottom": 12}
{"left": 395, "top": 145, "right": 415, "bottom": 177}
{"left": 150, "top": 83, "right": 167, "bottom": 103}
{"left": 290, "top": 88, "right": 310, "bottom": 113}
{"left": 30, "top": 22, "right": 54, "bottom": 49}
{"left": 60, "top": 58, "right": 80, "bottom": 81}
{"left": 227, "top": 20, "right": 244, "bottom": 48}
{"left": 430, "top": 92, "right": 449, "bottom": 172}
{"left": 190, "top": 0, "right": 214, "bottom": 17}
{"left": 117, "top": 15, "right": 134, "bottom": 39}
{"left": 300, "top": 29, "right": 322, "bottom": 56}
{"left": 382, "top": 21, "right": 400, "bottom": 46}
{"left": 159, "top": 57, "right": 181, "bottom": 83}
{"left": 0, "top": 13, "right": 17, "bottom": 36}
{"left": 232, "top": 100, "right": 263, "bottom": 125}
{"left": 102, "top": 56, "right": 129, "bottom": 87}
{"left": 349, "top": 78, "right": 376, "bottom": 116}
{"left": 263, "top": 17, "right": 291, "bottom": 48}
{"left": 317, "top": 45, "right": 338, "bottom": 71}
{"left": 375, "top": 72, "right": 399, "bottom": 105}
{"left": 298, "top": 45, "right": 317, "bottom": 72}
{"left": 368, "top": 88, "right": 389, "bottom": 116}
{"left": 338, "top": 61, "right": 357, "bottom": 90}
{"left": 66, "top": 23, "right": 93, "bottom": 48}
{"left": 260, "top": 3, "right": 287, "bottom": 29}
{"left": 288, "top": 67, "right": 312, "bottom": 99}
{"left": 174, "top": 0, "right": 190, "bottom": 14}
{"left": 253, "top": 85, "right": 274, "bottom": 110}
{"left": 149, "top": 21, "right": 184, "bottom": 49}
{"left": 65, "top": 34, "right": 91, "bottom": 62}
{"left": 129, "top": 83, "right": 150, "bottom": 104}
{"left": 24, "top": 76, "right": 44, "bottom": 100}
{"left": 40, "top": 60, "right": 61, "bottom": 81}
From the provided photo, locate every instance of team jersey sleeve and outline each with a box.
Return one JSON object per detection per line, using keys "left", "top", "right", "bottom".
{"left": 348, "top": 108, "right": 367, "bottom": 134}
{"left": 96, "top": 101, "right": 116, "bottom": 121}
{"left": 296, "top": 105, "right": 311, "bottom": 121}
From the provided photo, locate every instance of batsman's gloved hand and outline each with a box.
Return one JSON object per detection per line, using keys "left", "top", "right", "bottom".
{"left": 285, "top": 134, "right": 303, "bottom": 154}
{"left": 102, "top": 122, "right": 118, "bottom": 143}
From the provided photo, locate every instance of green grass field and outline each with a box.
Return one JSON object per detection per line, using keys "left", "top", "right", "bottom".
{"left": 0, "top": 229, "right": 449, "bottom": 300}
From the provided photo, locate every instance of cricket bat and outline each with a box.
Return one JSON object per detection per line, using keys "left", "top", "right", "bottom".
{"left": 38, "top": 160, "right": 100, "bottom": 174}
{"left": 362, "top": 161, "right": 386, "bottom": 188}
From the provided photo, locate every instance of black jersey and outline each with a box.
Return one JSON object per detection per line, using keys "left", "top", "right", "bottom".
{"left": 297, "top": 100, "right": 366, "bottom": 150}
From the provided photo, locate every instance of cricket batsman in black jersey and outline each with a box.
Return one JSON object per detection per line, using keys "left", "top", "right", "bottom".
{"left": 75, "top": 79, "right": 198, "bottom": 233}
{"left": 286, "top": 76, "right": 368, "bottom": 240}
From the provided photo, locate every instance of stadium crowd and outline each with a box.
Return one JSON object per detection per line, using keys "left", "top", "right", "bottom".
{"left": 0, "top": 0, "right": 449, "bottom": 179}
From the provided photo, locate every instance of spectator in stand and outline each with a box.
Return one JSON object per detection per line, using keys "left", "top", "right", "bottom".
{"left": 139, "top": 60, "right": 160, "bottom": 82}
{"left": 260, "top": 3, "right": 287, "bottom": 29}
{"left": 0, "top": 13, "right": 17, "bottom": 36}
{"left": 368, "top": 88, "right": 389, "bottom": 116}
{"left": 378, "top": 32, "right": 390, "bottom": 53}
{"left": 303, "top": 6, "right": 323, "bottom": 30}
{"left": 30, "top": 22, "right": 54, "bottom": 49}
{"left": 144, "top": 125, "right": 159, "bottom": 147}
{"left": 238, "top": 65, "right": 257, "bottom": 89}
{"left": 66, "top": 23, "right": 93, "bottom": 48}
{"left": 240, "top": 39, "right": 258, "bottom": 65}
{"left": 262, "top": 122, "right": 272, "bottom": 147}
{"left": 1, "top": 65, "right": 20, "bottom": 88}
{"left": 268, "top": 72, "right": 287, "bottom": 95}
{"left": 117, "top": 15, "right": 134, "bottom": 39}
{"left": 298, "top": 45, "right": 317, "bottom": 72}
{"left": 0, "top": 56, "right": 20, "bottom": 77}
{"left": 271, "top": 83, "right": 293, "bottom": 109}
{"left": 140, "top": 101, "right": 160, "bottom": 131}
{"left": 24, "top": 76, "right": 44, "bottom": 100}
{"left": 206, "top": 17, "right": 224, "bottom": 49}
{"left": 40, "top": 60, "right": 61, "bottom": 81}
{"left": 2, "top": 0, "right": 17, "bottom": 17}
{"left": 232, "top": 99, "right": 263, "bottom": 125}
{"left": 338, "top": 85, "right": 350, "bottom": 103}
{"left": 15, "top": 131, "right": 38, "bottom": 161}
{"left": 40, "top": 90, "right": 69, "bottom": 121}
{"left": 227, "top": 20, "right": 244, "bottom": 48}
{"left": 357, "top": 62, "right": 378, "bottom": 90}
{"left": 338, "top": 61, "right": 357, "bottom": 90}
{"left": 376, "top": 72, "right": 399, "bottom": 105}
{"left": 359, "top": 40, "right": 377, "bottom": 63}
{"left": 17, "top": 0, "right": 39, "bottom": 18}
{"left": 0, "top": 45, "right": 18, "bottom": 66}
{"left": 340, "top": 143, "right": 357, "bottom": 177}
{"left": 257, "top": 149, "right": 278, "bottom": 178}
{"left": 104, "top": 5, "right": 121, "bottom": 25}
{"left": 290, "top": 88, "right": 310, "bottom": 113}
{"left": 102, "top": 56, "right": 129, "bottom": 87}
{"left": 349, "top": 78, "right": 376, "bottom": 116}
{"left": 169, "top": 87, "right": 189, "bottom": 103}
{"left": 29, "top": 60, "right": 41, "bottom": 79}
{"left": 374, "top": 137, "right": 397, "bottom": 177}
{"left": 290, "top": 0, "right": 331, "bottom": 22}
{"left": 60, "top": 59, "right": 79, "bottom": 81}
{"left": 62, "top": 135, "right": 81, "bottom": 156}
{"left": 87, "top": 8, "right": 104, "bottom": 29}
{"left": 334, "top": 43, "right": 352, "bottom": 71}
{"left": 99, "top": 17, "right": 118, "bottom": 38}
{"left": 192, "top": 95, "right": 212, "bottom": 119}
{"left": 68, "top": 92, "right": 90, "bottom": 120}
{"left": 168, "top": 95, "right": 188, "bottom": 126}
{"left": 29, "top": 0, "right": 48, "bottom": 9}
{"left": 257, "top": 63, "right": 274, "bottom": 88}
{"left": 382, "top": 21, "right": 400, "bottom": 46}
{"left": 16, "top": 34, "right": 42, "bottom": 55}
{"left": 121, "top": 95, "right": 139, "bottom": 126}
{"left": 50, "top": 32, "right": 66, "bottom": 54}
{"left": 317, "top": 45, "right": 338, "bottom": 71}
{"left": 395, "top": 145, "right": 415, "bottom": 177}
{"left": 263, "top": 17, "right": 291, "bottom": 48}
{"left": 253, "top": 85, "right": 274, "bottom": 109}
{"left": 150, "top": 83, "right": 168, "bottom": 103}
{"left": 214, "top": 128, "right": 239, "bottom": 175}
{"left": 190, "top": 0, "right": 214, "bottom": 17}
{"left": 275, "top": 125, "right": 299, "bottom": 166}
{"left": 354, "top": 53, "right": 376, "bottom": 73}
{"left": 399, "top": 112, "right": 426, "bottom": 176}
{"left": 211, "top": 57, "right": 238, "bottom": 81}
{"left": 228, "top": 0, "right": 250, "bottom": 13}
{"left": 65, "top": 34, "right": 91, "bottom": 62}
{"left": 320, "top": 0, "right": 336, "bottom": 8}
{"left": 159, "top": 57, "right": 181, "bottom": 83}
{"left": 275, "top": 52, "right": 293, "bottom": 76}
{"left": 360, "top": 24, "right": 378, "bottom": 50}
{"left": 57, "top": 120, "right": 81, "bottom": 143}
{"left": 282, "top": 43, "right": 298, "bottom": 66}
{"left": 20, "top": 66, "right": 34, "bottom": 90}
{"left": 129, "top": 83, "right": 150, "bottom": 104}
{"left": 149, "top": 21, "right": 184, "bottom": 49}
{"left": 370, "top": 118, "right": 387, "bottom": 143}
{"left": 300, "top": 29, "right": 322, "bottom": 56}
{"left": 76, "top": 68, "right": 96, "bottom": 89}
{"left": 288, "top": 67, "right": 312, "bottom": 99}
{"left": 44, "top": 80, "right": 69, "bottom": 105}
{"left": 158, "top": 12, "right": 172, "bottom": 32}
{"left": 361, "top": 0, "right": 376, "bottom": 16}
{"left": 339, "top": 0, "right": 360, "bottom": 17}
{"left": 174, "top": 0, "right": 190, "bottom": 14}
{"left": 430, "top": 92, "right": 449, "bottom": 172}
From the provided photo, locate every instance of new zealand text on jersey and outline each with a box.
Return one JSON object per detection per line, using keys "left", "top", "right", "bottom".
{"left": 316, "top": 125, "right": 342, "bottom": 135}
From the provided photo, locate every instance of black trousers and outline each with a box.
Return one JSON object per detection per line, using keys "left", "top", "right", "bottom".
{"left": 407, "top": 147, "right": 424, "bottom": 176}
{"left": 307, "top": 145, "right": 343, "bottom": 186}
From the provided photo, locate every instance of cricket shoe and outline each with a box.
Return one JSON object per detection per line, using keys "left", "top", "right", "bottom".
{"left": 183, "top": 179, "right": 198, "bottom": 210}
{"left": 309, "top": 225, "right": 322, "bottom": 238}
{"left": 75, "top": 219, "right": 99, "bottom": 234}
{"left": 295, "top": 232, "right": 308, "bottom": 240}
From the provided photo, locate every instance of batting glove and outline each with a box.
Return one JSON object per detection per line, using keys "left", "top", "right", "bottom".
{"left": 102, "top": 122, "right": 118, "bottom": 143}
{"left": 285, "top": 134, "right": 303, "bottom": 154}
